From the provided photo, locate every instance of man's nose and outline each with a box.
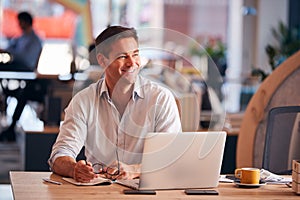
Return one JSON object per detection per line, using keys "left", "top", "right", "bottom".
{"left": 125, "top": 56, "right": 135, "bottom": 66}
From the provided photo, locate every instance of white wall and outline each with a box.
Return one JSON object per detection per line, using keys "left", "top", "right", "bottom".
{"left": 255, "top": 0, "right": 288, "bottom": 73}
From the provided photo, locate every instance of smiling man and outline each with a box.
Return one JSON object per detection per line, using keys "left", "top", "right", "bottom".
{"left": 48, "top": 26, "right": 182, "bottom": 182}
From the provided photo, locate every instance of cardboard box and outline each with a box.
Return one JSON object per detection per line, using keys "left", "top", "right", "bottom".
{"left": 292, "top": 181, "right": 300, "bottom": 194}
{"left": 292, "top": 160, "right": 300, "bottom": 194}
{"left": 293, "top": 160, "right": 300, "bottom": 173}
{"left": 292, "top": 170, "right": 300, "bottom": 183}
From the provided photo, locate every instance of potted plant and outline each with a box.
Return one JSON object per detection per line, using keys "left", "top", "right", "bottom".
{"left": 252, "top": 21, "right": 300, "bottom": 81}
{"left": 190, "top": 35, "right": 227, "bottom": 77}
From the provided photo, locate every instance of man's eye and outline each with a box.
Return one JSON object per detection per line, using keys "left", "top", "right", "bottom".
{"left": 118, "top": 55, "right": 127, "bottom": 59}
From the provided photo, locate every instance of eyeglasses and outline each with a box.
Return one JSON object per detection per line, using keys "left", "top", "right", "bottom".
{"left": 92, "top": 150, "right": 120, "bottom": 176}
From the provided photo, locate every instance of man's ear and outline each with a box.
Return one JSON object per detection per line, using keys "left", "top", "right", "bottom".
{"left": 97, "top": 54, "right": 107, "bottom": 68}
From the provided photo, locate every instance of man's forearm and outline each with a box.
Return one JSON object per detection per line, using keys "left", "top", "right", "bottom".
{"left": 52, "top": 156, "right": 77, "bottom": 178}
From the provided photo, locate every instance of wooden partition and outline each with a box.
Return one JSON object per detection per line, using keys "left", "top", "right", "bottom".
{"left": 236, "top": 50, "right": 300, "bottom": 168}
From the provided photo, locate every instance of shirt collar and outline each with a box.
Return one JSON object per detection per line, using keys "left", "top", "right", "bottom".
{"left": 98, "top": 76, "right": 145, "bottom": 100}
{"left": 98, "top": 78, "right": 109, "bottom": 99}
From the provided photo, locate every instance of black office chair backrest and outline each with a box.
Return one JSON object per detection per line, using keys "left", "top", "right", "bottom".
{"left": 262, "top": 106, "right": 300, "bottom": 174}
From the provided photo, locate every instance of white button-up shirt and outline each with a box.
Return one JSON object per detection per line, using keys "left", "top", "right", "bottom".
{"left": 48, "top": 75, "right": 182, "bottom": 168}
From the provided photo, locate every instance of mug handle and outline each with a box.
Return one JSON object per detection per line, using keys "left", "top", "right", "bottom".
{"left": 235, "top": 168, "right": 242, "bottom": 179}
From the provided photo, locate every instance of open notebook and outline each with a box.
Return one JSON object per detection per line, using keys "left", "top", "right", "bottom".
{"left": 117, "top": 131, "right": 226, "bottom": 190}
{"left": 62, "top": 177, "right": 112, "bottom": 186}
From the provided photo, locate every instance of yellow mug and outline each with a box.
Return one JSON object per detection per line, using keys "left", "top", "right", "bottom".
{"left": 235, "top": 168, "right": 260, "bottom": 184}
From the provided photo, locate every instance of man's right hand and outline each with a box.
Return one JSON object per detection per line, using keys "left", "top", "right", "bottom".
{"left": 73, "top": 160, "right": 98, "bottom": 182}
{"left": 52, "top": 156, "right": 98, "bottom": 183}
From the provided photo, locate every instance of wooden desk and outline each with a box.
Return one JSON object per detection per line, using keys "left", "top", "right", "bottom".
{"left": 10, "top": 171, "right": 297, "bottom": 200}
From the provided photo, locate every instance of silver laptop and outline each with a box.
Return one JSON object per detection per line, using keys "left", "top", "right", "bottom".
{"left": 116, "top": 131, "right": 226, "bottom": 190}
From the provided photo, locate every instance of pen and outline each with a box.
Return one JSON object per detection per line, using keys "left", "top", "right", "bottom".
{"left": 43, "top": 178, "right": 62, "bottom": 185}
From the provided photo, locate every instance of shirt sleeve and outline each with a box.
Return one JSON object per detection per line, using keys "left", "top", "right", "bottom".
{"left": 48, "top": 95, "right": 87, "bottom": 169}
{"left": 154, "top": 88, "right": 182, "bottom": 133}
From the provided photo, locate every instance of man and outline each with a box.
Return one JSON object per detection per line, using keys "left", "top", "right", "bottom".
{"left": 48, "top": 26, "right": 182, "bottom": 182}
{"left": 0, "top": 11, "right": 42, "bottom": 71}
{"left": 0, "top": 11, "right": 45, "bottom": 142}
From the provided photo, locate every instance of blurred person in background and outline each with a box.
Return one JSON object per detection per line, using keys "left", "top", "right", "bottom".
{"left": 0, "top": 11, "right": 45, "bottom": 142}
{"left": 0, "top": 11, "right": 42, "bottom": 71}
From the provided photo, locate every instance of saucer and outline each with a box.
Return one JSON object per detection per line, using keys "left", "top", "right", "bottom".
{"left": 234, "top": 181, "right": 266, "bottom": 188}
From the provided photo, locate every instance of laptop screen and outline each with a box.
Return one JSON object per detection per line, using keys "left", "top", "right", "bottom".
{"left": 138, "top": 131, "right": 226, "bottom": 190}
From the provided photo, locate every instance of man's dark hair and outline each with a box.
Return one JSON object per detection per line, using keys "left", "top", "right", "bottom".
{"left": 18, "top": 11, "right": 33, "bottom": 26}
{"left": 95, "top": 26, "right": 138, "bottom": 57}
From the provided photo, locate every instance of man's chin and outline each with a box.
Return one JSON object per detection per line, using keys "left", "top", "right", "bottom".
{"left": 119, "top": 75, "right": 136, "bottom": 84}
{"left": 123, "top": 72, "right": 138, "bottom": 82}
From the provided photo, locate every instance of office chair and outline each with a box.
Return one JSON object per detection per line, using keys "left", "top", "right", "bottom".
{"left": 262, "top": 105, "right": 300, "bottom": 175}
